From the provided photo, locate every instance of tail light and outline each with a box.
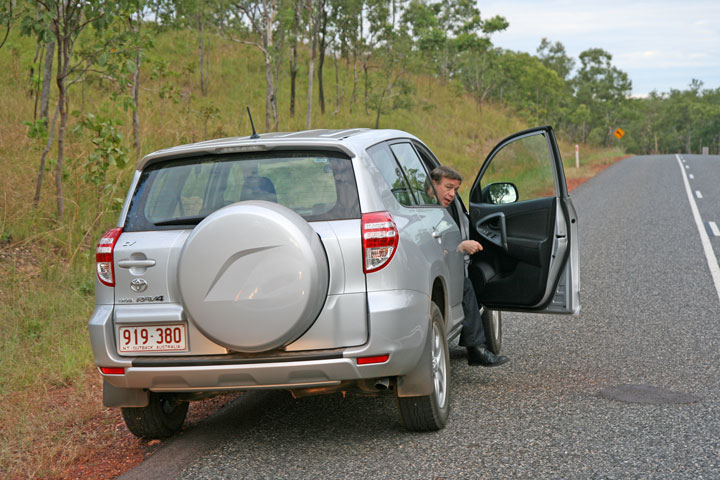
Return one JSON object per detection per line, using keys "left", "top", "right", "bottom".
{"left": 99, "top": 366, "right": 125, "bottom": 375}
{"left": 96, "top": 227, "right": 123, "bottom": 286}
{"left": 362, "top": 212, "right": 398, "bottom": 273}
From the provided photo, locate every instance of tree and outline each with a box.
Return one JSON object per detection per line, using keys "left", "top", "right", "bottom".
{"left": 222, "top": 0, "right": 286, "bottom": 131}
{"left": 573, "top": 48, "right": 631, "bottom": 146}
{"left": 316, "top": 0, "right": 330, "bottom": 115}
{"left": 288, "top": 0, "right": 303, "bottom": 116}
{"left": 22, "top": 0, "right": 119, "bottom": 218}
{"left": 492, "top": 51, "right": 565, "bottom": 124}
{"left": 536, "top": 38, "right": 573, "bottom": 80}
{"left": 305, "top": 0, "right": 324, "bottom": 128}
{"left": 367, "top": 19, "right": 415, "bottom": 128}
{"left": 0, "top": 0, "right": 17, "bottom": 50}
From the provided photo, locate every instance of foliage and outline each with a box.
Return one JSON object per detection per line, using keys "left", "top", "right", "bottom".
{"left": 73, "top": 109, "right": 129, "bottom": 186}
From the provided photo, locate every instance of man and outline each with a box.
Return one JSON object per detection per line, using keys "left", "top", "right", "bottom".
{"left": 430, "top": 166, "right": 509, "bottom": 367}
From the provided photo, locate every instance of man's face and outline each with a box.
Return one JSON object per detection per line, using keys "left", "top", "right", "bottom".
{"left": 432, "top": 176, "right": 461, "bottom": 207}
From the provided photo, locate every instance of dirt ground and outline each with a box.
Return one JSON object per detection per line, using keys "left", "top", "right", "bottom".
{"left": 55, "top": 389, "right": 241, "bottom": 480}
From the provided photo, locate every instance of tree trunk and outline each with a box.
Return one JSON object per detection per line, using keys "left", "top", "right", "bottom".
{"left": 198, "top": 13, "right": 207, "bottom": 95}
{"left": 363, "top": 59, "right": 369, "bottom": 115}
{"left": 130, "top": 14, "right": 141, "bottom": 161}
{"left": 132, "top": 46, "right": 141, "bottom": 160}
{"left": 40, "top": 41, "right": 54, "bottom": 126}
{"left": 306, "top": 0, "right": 317, "bottom": 129}
{"left": 317, "top": 8, "right": 328, "bottom": 115}
{"left": 374, "top": 88, "right": 386, "bottom": 129}
{"left": 350, "top": 52, "right": 357, "bottom": 114}
{"left": 290, "top": 43, "right": 297, "bottom": 116}
{"left": 263, "top": 5, "right": 275, "bottom": 132}
{"left": 654, "top": 132, "right": 658, "bottom": 154}
{"left": 33, "top": 102, "right": 59, "bottom": 207}
{"left": 55, "top": 40, "right": 68, "bottom": 219}
{"left": 289, "top": 3, "right": 300, "bottom": 117}
{"left": 333, "top": 51, "right": 344, "bottom": 115}
{"left": 265, "top": 54, "right": 274, "bottom": 131}
{"left": 31, "top": 43, "right": 42, "bottom": 119}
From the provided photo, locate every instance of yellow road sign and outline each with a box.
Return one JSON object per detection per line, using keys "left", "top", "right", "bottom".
{"left": 614, "top": 128, "right": 625, "bottom": 139}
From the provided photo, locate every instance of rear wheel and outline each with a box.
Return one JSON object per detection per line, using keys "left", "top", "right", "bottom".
{"left": 396, "top": 302, "right": 450, "bottom": 431}
{"left": 121, "top": 392, "right": 189, "bottom": 439}
{"left": 482, "top": 308, "right": 502, "bottom": 355}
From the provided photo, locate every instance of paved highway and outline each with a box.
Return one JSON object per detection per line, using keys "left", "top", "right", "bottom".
{"left": 121, "top": 154, "right": 720, "bottom": 479}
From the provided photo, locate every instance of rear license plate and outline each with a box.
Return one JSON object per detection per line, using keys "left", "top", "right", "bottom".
{"left": 118, "top": 325, "right": 187, "bottom": 353}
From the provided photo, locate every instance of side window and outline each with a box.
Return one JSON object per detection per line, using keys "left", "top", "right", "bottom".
{"left": 479, "top": 132, "right": 555, "bottom": 202}
{"left": 389, "top": 143, "right": 438, "bottom": 206}
{"left": 367, "top": 143, "right": 415, "bottom": 207}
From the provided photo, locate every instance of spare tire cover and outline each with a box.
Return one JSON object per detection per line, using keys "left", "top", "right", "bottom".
{"left": 177, "top": 201, "right": 329, "bottom": 352}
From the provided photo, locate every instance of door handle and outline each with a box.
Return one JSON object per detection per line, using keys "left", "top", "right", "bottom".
{"left": 117, "top": 259, "right": 156, "bottom": 268}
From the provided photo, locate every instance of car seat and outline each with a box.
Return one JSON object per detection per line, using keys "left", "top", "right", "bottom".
{"left": 241, "top": 175, "right": 277, "bottom": 203}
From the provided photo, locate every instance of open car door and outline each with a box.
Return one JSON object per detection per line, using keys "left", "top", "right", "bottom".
{"left": 468, "top": 126, "right": 580, "bottom": 314}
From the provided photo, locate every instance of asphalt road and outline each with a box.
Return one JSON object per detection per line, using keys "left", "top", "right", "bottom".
{"left": 121, "top": 154, "right": 720, "bottom": 479}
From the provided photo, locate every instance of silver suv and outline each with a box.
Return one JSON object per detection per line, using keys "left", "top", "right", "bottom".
{"left": 89, "top": 127, "right": 579, "bottom": 438}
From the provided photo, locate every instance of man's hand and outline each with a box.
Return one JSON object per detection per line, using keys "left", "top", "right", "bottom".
{"left": 458, "top": 240, "right": 483, "bottom": 255}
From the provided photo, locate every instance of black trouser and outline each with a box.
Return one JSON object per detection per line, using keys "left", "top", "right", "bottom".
{"left": 458, "top": 277, "right": 486, "bottom": 348}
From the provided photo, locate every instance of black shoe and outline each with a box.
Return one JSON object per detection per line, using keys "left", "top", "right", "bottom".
{"left": 467, "top": 346, "right": 509, "bottom": 367}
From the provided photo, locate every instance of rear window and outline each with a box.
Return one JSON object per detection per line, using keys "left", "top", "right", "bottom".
{"left": 124, "top": 150, "right": 360, "bottom": 231}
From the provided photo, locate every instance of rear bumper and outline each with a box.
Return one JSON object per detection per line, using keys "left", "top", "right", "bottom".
{"left": 91, "top": 289, "right": 430, "bottom": 392}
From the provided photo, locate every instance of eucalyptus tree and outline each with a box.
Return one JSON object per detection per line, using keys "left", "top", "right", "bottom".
{"left": 0, "top": 0, "right": 16, "bottom": 50}
{"left": 455, "top": 13, "right": 508, "bottom": 105}
{"left": 491, "top": 51, "right": 564, "bottom": 124}
{"left": 288, "top": 0, "right": 303, "bottom": 116}
{"left": 305, "top": 0, "right": 324, "bottom": 127}
{"left": 331, "top": 0, "right": 362, "bottom": 113}
{"left": 367, "top": 11, "right": 415, "bottom": 128}
{"left": 22, "top": 0, "right": 123, "bottom": 218}
{"left": 573, "top": 48, "right": 631, "bottom": 146}
{"left": 536, "top": 38, "right": 574, "bottom": 80}
{"left": 171, "top": 0, "right": 221, "bottom": 96}
{"left": 329, "top": 0, "right": 361, "bottom": 114}
{"left": 221, "top": 0, "right": 288, "bottom": 131}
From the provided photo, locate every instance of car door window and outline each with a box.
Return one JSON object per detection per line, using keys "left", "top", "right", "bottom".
{"left": 367, "top": 143, "right": 416, "bottom": 207}
{"left": 477, "top": 133, "right": 555, "bottom": 203}
{"left": 389, "top": 143, "right": 438, "bottom": 206}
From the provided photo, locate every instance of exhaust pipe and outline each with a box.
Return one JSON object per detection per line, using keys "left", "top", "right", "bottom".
{"left": 375, "top": 377, "right": 390, "bottom": 390}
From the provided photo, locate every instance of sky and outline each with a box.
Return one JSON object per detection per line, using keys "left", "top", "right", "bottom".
{"left": 479, "top": 0, "right": 720, "bottom": 97}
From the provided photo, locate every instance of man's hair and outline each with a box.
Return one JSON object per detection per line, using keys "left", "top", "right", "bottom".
{"left": 430, "top": 165, "right": 463, "bottom": 183}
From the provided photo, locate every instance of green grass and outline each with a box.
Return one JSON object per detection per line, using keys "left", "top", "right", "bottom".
{"left": 0, "top": 261, "right": 95, "bottom": 395}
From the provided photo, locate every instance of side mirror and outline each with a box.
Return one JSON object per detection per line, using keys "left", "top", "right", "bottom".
{"left": 481, "top": 182, "right": 518, "bottom": 205}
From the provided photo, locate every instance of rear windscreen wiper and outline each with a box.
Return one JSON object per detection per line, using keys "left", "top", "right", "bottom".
{"left": 154, "top": 215, "right": 206, "bottom": 226}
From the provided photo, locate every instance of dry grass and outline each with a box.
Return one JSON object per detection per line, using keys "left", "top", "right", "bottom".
{"left": 0, "top": 370, "right": 109, "bottom": 478}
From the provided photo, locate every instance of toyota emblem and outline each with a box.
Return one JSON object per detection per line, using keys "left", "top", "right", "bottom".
{"left": 130, "top": 278, "right": 148, "bottom": 293}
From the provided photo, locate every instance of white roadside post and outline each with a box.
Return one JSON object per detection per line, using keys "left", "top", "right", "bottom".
{"left": 575, "top": 144, "right": 579, "bottom": 168}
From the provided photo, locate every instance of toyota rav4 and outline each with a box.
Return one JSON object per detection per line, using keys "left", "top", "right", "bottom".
{"left": 89, "top": 126, "right": 580, "bottom": 438}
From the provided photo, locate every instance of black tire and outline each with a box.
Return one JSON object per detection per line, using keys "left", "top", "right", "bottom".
{"left": 482, "top": 308, "right": 502, "bottom": 355}
{"left": 396, "top": 302, "right": 450, "bottom": 431}
{"left": 121, "top": 392, "right": 189, "bottom": 439}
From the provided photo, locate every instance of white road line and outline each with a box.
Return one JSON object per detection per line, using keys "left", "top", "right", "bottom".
{"left": 689, "top": 174, "right": 695, "bottom": 179}
{"left": 685, "top": 165, "right": 690, "bottom": 169}
{"left": 710, "top": 222, "right": 720, "bottom": 237}
{"left": 676, "top": 154, "right": 720, "bottom": 303}
{"left": 696, "top": 190, "right": 703, "bottom": 199}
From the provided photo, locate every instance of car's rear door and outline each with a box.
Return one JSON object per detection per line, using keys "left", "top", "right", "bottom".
{"left": 468, "top": 126, "right": 580, "bottom": 314}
